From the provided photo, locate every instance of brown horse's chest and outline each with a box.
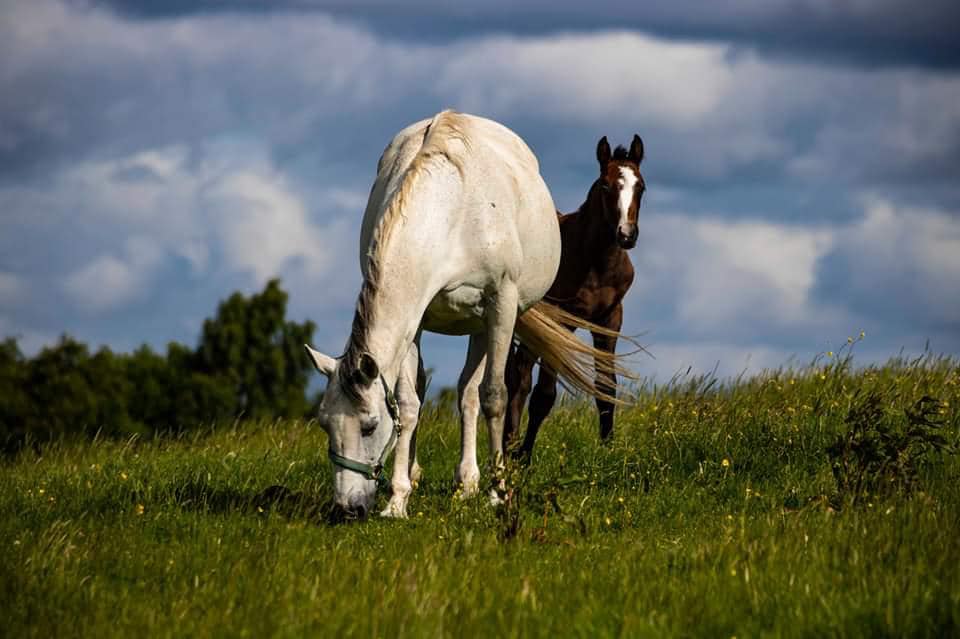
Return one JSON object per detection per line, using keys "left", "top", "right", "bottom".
{"left": 550, "top": 252, "right": 634, "bottom": 322}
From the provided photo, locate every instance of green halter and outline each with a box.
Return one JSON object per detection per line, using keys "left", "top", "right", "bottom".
{"left": 327, "top": 374, "right": 402, "bottom": 489}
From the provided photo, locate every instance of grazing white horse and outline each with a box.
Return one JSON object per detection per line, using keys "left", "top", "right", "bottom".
{"left": 305, "top": 111, "right": 624, "bottom": 518}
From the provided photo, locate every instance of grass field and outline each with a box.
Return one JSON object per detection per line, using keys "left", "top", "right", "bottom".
{"left": 3, "top": 348, "right": 959, "bottom": 638}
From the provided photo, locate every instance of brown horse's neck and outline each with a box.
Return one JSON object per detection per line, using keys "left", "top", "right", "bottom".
{"left": 573, "top": 182, "right": 622, "bottom": 262}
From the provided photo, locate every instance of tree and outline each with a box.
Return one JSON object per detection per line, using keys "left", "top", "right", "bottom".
{"left": 0, "top": 338, "right": 29, "bottom": 450}
{"left": 194, "top": 279, "right": 316, "bottom": 420}
{"left": 0, "top": 279, "right": 317, "bottom": 451}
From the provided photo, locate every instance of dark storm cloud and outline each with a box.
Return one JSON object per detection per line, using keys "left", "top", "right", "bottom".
{"left": 88, "top": 0, "right": 960, "bottom": 69}
{"left": 4, "top": 5, "right": 958, "bottom": 199}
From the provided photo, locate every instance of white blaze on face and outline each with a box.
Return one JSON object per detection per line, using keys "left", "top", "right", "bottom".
{"left": 617, "top": 166, "right": 638, "bottom": 228}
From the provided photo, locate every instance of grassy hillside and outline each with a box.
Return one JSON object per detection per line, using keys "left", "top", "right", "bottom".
{"left": 2, "top": 349, "right": 958, "bottom": 638}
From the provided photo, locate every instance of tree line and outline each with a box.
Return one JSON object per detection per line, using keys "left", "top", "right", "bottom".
{"left": 0, "top": 280, "right": 321, "bottom": 453}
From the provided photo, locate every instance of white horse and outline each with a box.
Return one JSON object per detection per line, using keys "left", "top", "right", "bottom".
{"left": 305, "top": 111, "right": 625, "bottom": 518}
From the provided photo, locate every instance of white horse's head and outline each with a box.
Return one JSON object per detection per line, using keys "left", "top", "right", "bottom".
{"left": 304, "top": 344, "right": 395, "bottom": 519}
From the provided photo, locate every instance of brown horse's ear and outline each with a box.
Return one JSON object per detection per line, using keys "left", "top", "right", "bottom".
{"left": 596, "top": 136, "right": 611, "bottom": 167}
{"left": 352, "top": 352, "right": 379, "bottom": 388}
{"left": 629, "top": 134, "right": 644, "bottom": 164}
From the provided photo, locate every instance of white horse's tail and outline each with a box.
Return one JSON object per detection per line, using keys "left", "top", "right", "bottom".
{"left": 514, "top": 301, "right": 639, "bottom": 404}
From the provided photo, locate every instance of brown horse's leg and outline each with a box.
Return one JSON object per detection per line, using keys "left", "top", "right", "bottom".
{"left": 592, "top": 303, "right": 623, "bottom": 441}
{"left": 518, "top": 365, "right": 558, "bottom": 460}
{"left": 503, "top": 342, "right": 535, "bottom": 454}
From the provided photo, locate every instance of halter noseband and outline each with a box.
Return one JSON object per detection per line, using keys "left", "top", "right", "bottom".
{"left": 327, "top": 373, "right": 402, "bottom": 489}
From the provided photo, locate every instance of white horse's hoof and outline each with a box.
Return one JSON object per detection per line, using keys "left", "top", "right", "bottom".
{"left": 410, "top": 463, "right": 423, "bottom": 488}
{"left": 458, "top": 478, "right": 480, "bottom": 499}
{"left": 456, "top": 465, "right": 480, "bottom": 498}
{"left": 380, "top": 499, "right": 408, "bottom": 519}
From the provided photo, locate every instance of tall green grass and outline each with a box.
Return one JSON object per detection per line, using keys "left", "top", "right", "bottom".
{"left": 2, "top": 350, "right": 958, "bottom": 637}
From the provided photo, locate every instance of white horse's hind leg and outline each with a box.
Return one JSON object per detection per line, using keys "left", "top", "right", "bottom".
{"left": 480, "top": 281, "right": 519, "bottom": 505}
{"left": 456, "top": 333, "right": 486, "bottom": 497}
{"left": 381, "top": 340, "right": 422, "bottom": 519}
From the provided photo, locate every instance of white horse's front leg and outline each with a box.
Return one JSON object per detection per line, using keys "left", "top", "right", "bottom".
{"left": 381, "top": 341, "right": 422, "bottom": 519}
{"left": 409, "top": 350, "right": 427, "bottom": 488}
{"left": 481, "top": 282, "right": 519, "bottom": 505}
{"left": 456, "top": 333, "right": 486, "bottom": 497}
{"left": 408, "top": 430, "right": 422, "bottom": 488}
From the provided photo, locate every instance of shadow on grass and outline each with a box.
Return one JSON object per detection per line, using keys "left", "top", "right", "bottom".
{"left": 170, "top": 480, "right": 346, "bottom": 525}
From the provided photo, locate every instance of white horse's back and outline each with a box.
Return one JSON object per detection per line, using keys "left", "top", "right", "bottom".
{"left": 359, "top": 111, "right": 560, "bottom": 335}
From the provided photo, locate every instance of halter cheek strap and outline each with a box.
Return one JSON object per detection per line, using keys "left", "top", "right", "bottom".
{"left": 327, "top": 374, "right": 402, "bottom": 489}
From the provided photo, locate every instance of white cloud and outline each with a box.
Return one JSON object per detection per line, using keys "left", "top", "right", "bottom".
{"left": 206, "top": 169, "right": 341, "bottom": 283}
{"left": 35, "top": 141, "right": 359, "bottom": 315}
{"left": 629, "top": 211, "right": 837, "bottom": 334}
{"left": 833, "top": 196, "right": 960, "bottom": 324}
{"left": 3, "top": 1, "right": 958, "bottom": 188}
{"left": 437, "top": 32, "right": 733, "bottom": 128}
{"left": 63, "top": 236, "right": 164, "bottom": 312}
{"left": 434, "top": 32, "right": 960, "bottom": 183}
{"left": 63, "top": 255, "right": 140, "bottom": 312}
{"left": 0, "top": 272, "right": 22, "bottom": 303}
{"left": 618, "top": 197, "right": 960, "bottom": 382}
{"left": 0, "top": 315, "right": 57, "bottom": 356}
{"left": 688, "top": 218, "right": 834, "bottom": 322}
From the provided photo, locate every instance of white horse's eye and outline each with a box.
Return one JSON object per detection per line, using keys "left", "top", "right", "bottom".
{"left": 360, "top": 419, "right": 377, "bottom": 437}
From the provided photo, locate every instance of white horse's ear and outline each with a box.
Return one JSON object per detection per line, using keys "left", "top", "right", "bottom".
{"left": 304, "top": 344, "right": 336, "bottom": 377}
{"left": 351, "top": 352, "right": 379, "bottom": 388}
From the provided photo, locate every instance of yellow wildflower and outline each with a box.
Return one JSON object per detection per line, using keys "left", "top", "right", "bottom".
{"left": 721, "top": 458, "right": 731, "bottom": 468}
{"left": 135, "top": 504, "right": 145, "bottom": 515}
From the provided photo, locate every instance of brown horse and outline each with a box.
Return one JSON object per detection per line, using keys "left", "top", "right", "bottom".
{"left": 503, "top": 134, "right": 644, "bottom": 459}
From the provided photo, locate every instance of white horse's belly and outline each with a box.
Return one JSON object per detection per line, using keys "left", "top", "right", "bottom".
{"left": 421, "top": 284, "right": 487, "bottom": 335}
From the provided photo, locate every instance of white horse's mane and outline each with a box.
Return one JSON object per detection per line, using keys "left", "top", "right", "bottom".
{"left": 340, "top": 110, "right": 469, "bottom": 392}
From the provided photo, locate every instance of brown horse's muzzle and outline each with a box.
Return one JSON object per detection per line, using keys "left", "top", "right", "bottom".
{"left": 617, "top": 224, "right": 638, "bottom": 249}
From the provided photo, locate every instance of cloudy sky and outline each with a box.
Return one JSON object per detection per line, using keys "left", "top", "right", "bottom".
{"left": 2, "top": 0, "right": 959, "bottom": 388}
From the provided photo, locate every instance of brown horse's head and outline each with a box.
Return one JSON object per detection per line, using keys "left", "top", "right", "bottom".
{"left": 595, "top": 135, "right": 645, "bottom": 249}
